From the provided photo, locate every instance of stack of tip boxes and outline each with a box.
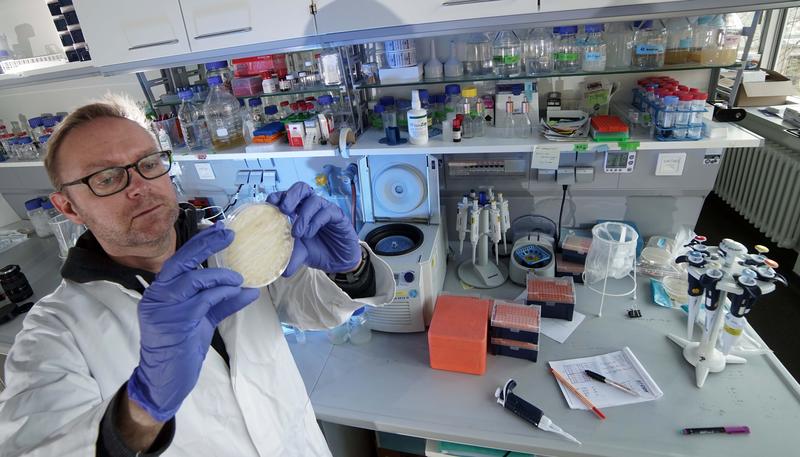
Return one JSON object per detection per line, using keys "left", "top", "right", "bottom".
{"left": 526, "top": 272, "right": 576, "bottom": 321}
{"left": 428, "top": 294, "right": 491, "bottom": 375}
{"left": 490, "top": 300, "right": 541, "bottom": 362}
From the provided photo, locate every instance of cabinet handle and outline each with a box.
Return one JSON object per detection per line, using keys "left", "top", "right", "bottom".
{"left": 128, "top": 39, "right": 179, "bottom": 51}
{"left": 194, "top": 27, "right": 252, "bottom": 40}
{"left": 442, "top": 0, "right": 503, "bottom": 5}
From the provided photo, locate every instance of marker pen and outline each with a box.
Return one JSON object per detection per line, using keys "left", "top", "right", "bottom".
{"left": 681, "top": 426, "right": 750, "bottom": 435}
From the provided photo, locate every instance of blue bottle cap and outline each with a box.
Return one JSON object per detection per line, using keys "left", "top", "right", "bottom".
{"left": 319, "top": 95, "right": 334, "bottom": 105}
{"left": 42, "top": 117, "right": 58, "bottom": 128}
{"left": 41, "top": 199, "right": 54, "bottom": 210}
{"left": 664, "top": 96, "right": 679, "bottom": 105}
{"left": 265, "top": 105, "right": 278, "bottom": 115}
{"left": 18, "top": 137, "right": 33, "bottom": 144}
{"left": 204, "top": 60, "right": 229, "bottom": 71}
{"left": 633, "top": 20, "right": 654, "bottom": 29}
{"left": 445, "top": 84, "right": 461, "bottom": 95}
{"left": 396, "top": 99, "right": 411, "bottom": 110}
{"left": 38, "top": 135, "right": 51, "bottom": 144}
{"left": 24, "top": 198, "right": 42, "bottom": 211}
{"left": 351, "top": 306, "right": 366, "bottom": 317}
{"left": 380, "top": 95, "right": 395, "bottom": 106}
{"left": 178, "top": 89, "right": 193, "bottom": 100}
{"left": 238, "top": 99, "right": 245, "bottom": 107}
{"left": 248, "top": 98, "right": 263, "bottom": 107}
{"left": 585, "top": 24, "right": 604, "bottom": 33}
{"left": 511, "top": 84, "right": 523, "bottom": 96}
{"left": 207, "top": 75, "right": 223, "bottom": 86}
{"left": 373, "top": 104, "right": 385, "bottom": 113}
{"left": 28, "top": 117, "right": 43, "bottom": 128}
{"left": 560, "top": 25, "right": 579, "bottom": 34}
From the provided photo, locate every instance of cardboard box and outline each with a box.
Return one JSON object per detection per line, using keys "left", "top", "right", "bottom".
{"left": 734, "top": 69, "right": 798, "bottom": 107}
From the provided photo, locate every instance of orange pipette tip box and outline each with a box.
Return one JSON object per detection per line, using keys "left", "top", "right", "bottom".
{"left": 428, "top": 294, "right": 491, "bottom": 375}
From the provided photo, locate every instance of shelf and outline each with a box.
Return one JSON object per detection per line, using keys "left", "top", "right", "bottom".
{"left": 0, "top": 159, "right": 44, "bottom": 168}
{"left": 153, "top": 85, "right": 341, "bottom": 108}
{"left": 354, "top": 62, "right": 741, "bottom": 90}
{"left": 171, "top": 143, "right": 336, "bottom": 161}
{"left": 0, "top": 61, "right": 100, "bottom": 90}
{"left": 349, "top": 118, "right": 762, "bottom": 156}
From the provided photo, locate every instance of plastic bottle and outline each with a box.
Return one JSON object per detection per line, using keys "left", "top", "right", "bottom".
{"left": 319, "top": 47, "right": 343, "bottom": 86}
{"left": 156, "top": 125, "right": 172, "bottom": 151}
{"left": 581, "top": 24, "right": 607, "bottom": 72}
{"left": 461, "top": 87, "right": 479, "bottom": 139}
{"left": 676, "top": 92, "right": 693, "bottom": 126}
{"left": 24, "top": 198, "right": 52, "bottom": 238}
{"left": 264, "top": 104, "right": 279, "bottom": 123}
{"left": 658, "top": 95, "right": 678, "bottom": 128}
{"left": 177, "top": 89, "right": 210, "bottom": 151}
{"left": 444, "top": 84, "right": 462, "bottom": 115}
{"left": 204, "top": 75, "right": 246, "bottom": 151}
{"left": 555, "top": 26, "right": 580, "bottom": 73}
{"left": 41, "top": 199, "right": 59, "bottom": 223}
{"left": 464, "top": 33, "right": 492, "bottom": 76}
{"left": 473, "top": 99, "right": 485, "bottom": 137}
{"left": 524, "top": 28, "right": 554, "bottom": 75}
{"left": 444, "top": 40, "right": 464, "bottom": 79}
{"left": 262, "top": 73, "right": 278, "bottom": 94}
{"left": 17, "top": 136, "right": 38, "bottom": 160}
{"left": 318, "top": 95, "right": 336, "bottom": 140}
{"left": 381, "top": 105, "right": 400, "bottom": 145}
{"left": 721, "top": 14, "right": 743, "bottom": 66}
{"left": 632, "top": 20, "right": 667, "bottom": 69}
{"left": 28, "top": 117, "right": 44, "bottom": 141}
{"left": 606, "top": 22, "right": 634, "bottom": 69}
{"left": 665, "top": 17, "right": 693, "bottom": 64}
{"left": 424, "top": 40, "right": 444, "bottom": 81}
{"left": 515, "top": 98, "right": 533, "bottom": 138}
{"left": 407, "top": 90, "right": 429, "bottom": 145}
{"left": 690, "top": 92, "right": 707, "bottom": 125}
{"left": 492, "top": 31, "right": 522, "bottom": 77}
{"left": 243, "top": 98, "right": 266, "bottom": 144}
{"left": 348, "top": 308, "right": 372, "bottom": 344}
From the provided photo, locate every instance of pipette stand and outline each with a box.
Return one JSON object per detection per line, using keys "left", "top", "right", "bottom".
{"left": 458, "top": 207, "right": 508, "bottom": 288}
{"left": 667, "top": 239, "right": 777, "bottom": 388}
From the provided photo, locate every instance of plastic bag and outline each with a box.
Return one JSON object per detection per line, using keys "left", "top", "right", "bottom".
{"left": 583, "top": 222, "right": 638, "bottom": 284}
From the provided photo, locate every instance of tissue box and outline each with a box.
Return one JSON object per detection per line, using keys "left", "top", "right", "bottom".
{"left": 428, "top": 294, "right": 491, "bottom": 375}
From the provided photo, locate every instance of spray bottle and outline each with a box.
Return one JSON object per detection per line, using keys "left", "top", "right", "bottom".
{"left": 407, "top": 89, "right": 429, "bottom": 145}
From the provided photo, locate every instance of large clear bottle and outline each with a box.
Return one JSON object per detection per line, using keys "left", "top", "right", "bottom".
{"left": 632, "top": 20, "right": 667, "bottom": 69}
{"left": 581, "top": 24, "right": 607, "bottom": 72}
{"left": 464, "top": 33, "right": 493, "bottom": 76}
{"left": 555, "top": 26, "right": 580, "bottom": 73}
{"left": 524, "top": 28, "right": 554, "bottom": 75}
{"left": 665, "top": 17, "right": 693, "bottom": 64}
{"left": 492, "top": 31, "right": 522, "bottom": 77}
{"left": 203, "top": 75, "right": 246, "bottom": 151}
{"left": 177, "top": 89, "right": 210, "bottom": 151}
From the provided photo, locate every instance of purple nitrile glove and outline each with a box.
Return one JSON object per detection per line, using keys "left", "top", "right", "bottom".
{"left": 267, "top": 182, "right": 361, "bottom": 277}
{"left": 127, "top": 222, "right": 259, "bottom": 422}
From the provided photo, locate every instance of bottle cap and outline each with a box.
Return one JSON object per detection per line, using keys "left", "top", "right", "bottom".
{"left": 265, "top": 105, "right": 278, "bottom": 115}
{"left": 411, "top": 90, "right": 421, "bottom": 110}
{"left": 445, "top": 84, "right": 461, "bottom": 95}
{"left": 319, "top": 95, "right": 333, "bottom": 105}
{"left": 373, "top": 104, "right": 385, "bottom": 113}
{"left": 204, "top": 60, "right": 229, "bottom": 71}
{"left": 560, "top": 25, "right": 578, "bottom": 34}
{"left": 380, "top": 95, "right": 396, "bottom": 106}
{"left": 178, "top": 89, "right": 193, "bottom": 100}
{"left": 584, "top": 24, "right": 604, "bottom": 33}
{"left": 24, "top": 198, "right": 42, "bottom": 211}
{"left": 207, "top": 75, "right": 223, "bottom": 86}
{"left": 248, "top": 98, "right": 262, "bottom": 107}
{"left": 462, "top": 87, "right": 478, "bottom": 98}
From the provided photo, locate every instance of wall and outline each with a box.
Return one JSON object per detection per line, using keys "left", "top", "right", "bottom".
{"left": 0, "top": 194, "right": 19, "bottom": 227}
{"left": 0, "top": 0, "right": 63, "bottom": 60}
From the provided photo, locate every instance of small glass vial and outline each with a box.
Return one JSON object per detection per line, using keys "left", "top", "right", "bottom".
{"left": 348, "top": 307, "right": 372, "bottom": 344}
{"left": 502, "top": 97, "right": 515, "bottom": 137}
{"left": 515, "top": 99, "right": 533, "bottom": 138}
{"left": 473, "top": 100, "right": 486, "bottom": 137}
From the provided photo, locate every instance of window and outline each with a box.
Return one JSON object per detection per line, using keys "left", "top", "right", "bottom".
{"left": 774, "top": 8, "right": 800, "bottom": 89}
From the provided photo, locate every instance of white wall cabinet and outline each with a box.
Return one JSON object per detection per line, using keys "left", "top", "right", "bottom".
{"left": 313, "top": 0, "right": 682, "bottom": 35}
{"left": 181, "top": 0, "right": 315, "bottom": 52}
{"left": 73, "top": 0, "right": 191, "bottom": 66}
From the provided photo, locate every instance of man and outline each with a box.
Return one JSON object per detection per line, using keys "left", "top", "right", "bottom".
{"left": 0, "top": 98, "right": 394, "bottom": 456}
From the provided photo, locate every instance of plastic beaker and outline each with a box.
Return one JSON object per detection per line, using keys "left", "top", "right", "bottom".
{"left": 48, "top": 214, "right": 86, "bottom": 259}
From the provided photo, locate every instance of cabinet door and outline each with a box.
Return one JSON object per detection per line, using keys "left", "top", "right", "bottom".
{"left": 74, "top": 0, "right": 190, "bottom": 66}
{"left": 314, "top": 0, "right": 682, "bottom": 35}
{"left": 181, "top": 0, "right": 315, "bottom": 52}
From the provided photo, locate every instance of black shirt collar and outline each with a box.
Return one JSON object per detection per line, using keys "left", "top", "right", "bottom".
{"left": 60, "top": 205, "right": 202, "bottom": 294}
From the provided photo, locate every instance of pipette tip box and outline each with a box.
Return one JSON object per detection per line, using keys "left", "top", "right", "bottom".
{"left": 490, "top": 300, "right": 541, "bottom": 363}
{"left": 490, "top": 338, "right": 539, "bottom": 363}
{"left": 560, "top": 233, "right": 592, "bottom": 263}
{"left": 526, "top": 273, "right": 576, "bottom": 321}
{"left": 428, "top": 294, "right": 491, "bottom": 375}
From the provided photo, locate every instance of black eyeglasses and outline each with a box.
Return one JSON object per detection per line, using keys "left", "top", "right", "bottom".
{"left": 59, "top": 151, "right": 173, "bottom": 197}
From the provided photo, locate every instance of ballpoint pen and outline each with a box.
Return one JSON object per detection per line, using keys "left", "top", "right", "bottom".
{"left": 550, "top": 368, "right": 606, "bottom": 420}
{"left": 584, "top": 369, "right": 640, "bottom": 397}
{"left": 495, "top": 379, "right": 581, "bottom": 445}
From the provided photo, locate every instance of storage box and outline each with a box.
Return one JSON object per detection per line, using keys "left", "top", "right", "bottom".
{"left": 734, "top": 69, "right": 798, "bottom": 107}
{"left": 490, "top": 300, "right": 540, "bottom": 344}
{"left": 232, "top": 76, "right": 263, "bottom": 97}
{"left": 490, "top": 338, "right": 539, "bottom": 362}
{"left": 232, "top": 54, "right": 287, "bottom": 78}
{"left": 378, "top": 65, "right": 422, "bottom": 84}
{"left": 526, "top": 274, "right": 576, "bottom": 321}
{"left": 427, "top": 294, "right": 491, "bottom": 375}
{"left": 555, "top": 254, "right": 585, "bottom": 283}
{"left": 561, "top": 233, "right": 592, "bottom": 263}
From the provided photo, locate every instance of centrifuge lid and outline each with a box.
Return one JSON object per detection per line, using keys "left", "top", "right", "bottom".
{"left": 510, "top": 215, "right": 557, "bottom": 242}
{"left": 372, "top": 164, "right": 427, "bottom": 217}
{"left": 364, "top": 223, "right": 424, "bottom": 256}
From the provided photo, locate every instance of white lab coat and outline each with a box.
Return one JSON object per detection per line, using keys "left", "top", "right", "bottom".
{"left": 0, "top": 243, "right": 395, "bottom": 457}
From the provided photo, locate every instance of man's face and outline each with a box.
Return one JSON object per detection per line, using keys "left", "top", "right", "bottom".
{"left": 51, "top": 117, "right": 179, "bottom": 252}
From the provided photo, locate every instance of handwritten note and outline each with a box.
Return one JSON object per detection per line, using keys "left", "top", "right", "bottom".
{"left": 531, "top": 144, "right": 561, "bottom": 170}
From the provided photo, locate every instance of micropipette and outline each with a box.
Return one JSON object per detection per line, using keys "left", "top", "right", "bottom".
{"left": 490, "top": 201, "right": 502, "bottom": 265}
{"left": 469, "top": 199, "right": 479, "bottom": 265}
{"left": 495, "top": 379, "right": 581, "bottom": 446}
{"left": 498, "top": 192, "right": 510, "bottom": 254}
{"left": 457, "top": 195, "right": 468, "bottom": 255}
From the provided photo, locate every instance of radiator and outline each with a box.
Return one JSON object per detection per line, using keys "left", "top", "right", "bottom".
{"left": 715, "top": 140, "right": 800, "bottom": 249}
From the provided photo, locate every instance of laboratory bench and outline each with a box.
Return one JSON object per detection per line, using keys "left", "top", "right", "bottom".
{"left": 289, "top": 245, "right": 800, "bottom": 457}
{"left": 1, "top": 229, "right": 799, "bottom": 456}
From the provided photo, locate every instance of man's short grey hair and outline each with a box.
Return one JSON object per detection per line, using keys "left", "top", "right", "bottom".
{"left": 45, "top": 93, "right": 152, "bottom": 189}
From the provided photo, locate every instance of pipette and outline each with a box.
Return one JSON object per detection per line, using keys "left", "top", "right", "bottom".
{"left": 498, "top": 192, "right": 511, "bottom": 254}
{"left": 495, "top": 379, "right": 581, "bottom": 446}
{"left": 457, "top": 195, "right": 469, "bottom": 255}
{"left": 490, "top": 200, "right": 502, "bottom": 265}
{"left": 469, "top": 199, "right": 480, "bottom": 265}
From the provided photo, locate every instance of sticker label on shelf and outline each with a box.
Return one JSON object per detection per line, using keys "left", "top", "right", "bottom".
{"left": 618, "top": 141, "right": 640, "bottom": 151}
{"left": 573, "top": 143, "right": 589, "bottom": 152}
{"left": 531, "top": 144, "right": 560, "bottom": 170}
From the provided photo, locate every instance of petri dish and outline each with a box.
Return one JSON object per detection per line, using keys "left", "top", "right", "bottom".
{"left": 217, "top": 202, "right": 294, "bottom": 288}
